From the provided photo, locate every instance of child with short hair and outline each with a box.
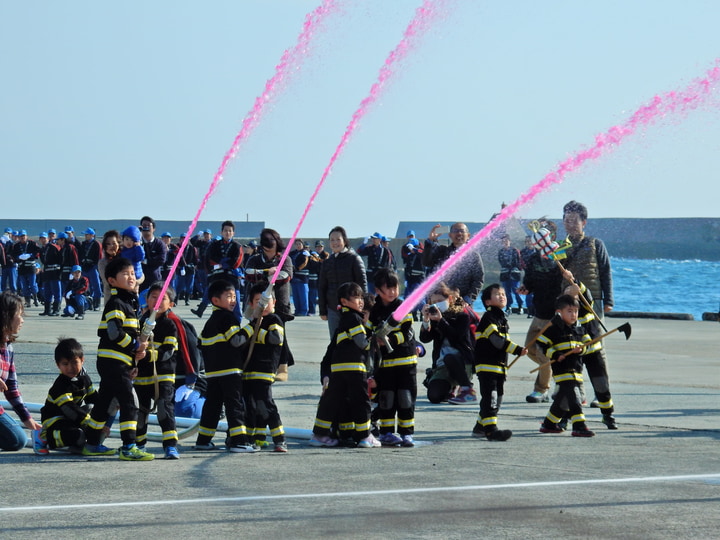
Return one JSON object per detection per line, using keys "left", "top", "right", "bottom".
{"left": 82, "top": 256, "right": 154, "bottom": 460}
{"left": 120, "top": 226, "right": 145, "bottom": 288}
{"left": 537, "top": 294, "right": 594, "bottom": 437}
{"left": 193, "top": 279, "right": 256, "bottom": 453}
{"left": 39, "top": 338, "right": 99, "bottom": 453}
{"left": 136, "top": 282, "right": 180, "bottom": 459}
{"left": 0, "top": 291, "right": 43, "bottom": 451}
{"left": 369, "top": 268, "right": 418, "bottom": 447}
{"left": 243, "top": 282, "right": 288, "bottom": 452}
{"left": 473, "top": 284, "right": 527, "bottom": 441}
{"left": 564, "top": 280, "right": 618, "bottom": 429}
{"left": 310, "top": 282, "right": 379, "bottom": 448}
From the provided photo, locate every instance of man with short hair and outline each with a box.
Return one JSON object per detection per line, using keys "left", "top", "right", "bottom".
{"left": 423, "top": 223, "right": 485, "bottom": 305}
{"left": 139, "top": 216, "right": 167, "bottom": 292}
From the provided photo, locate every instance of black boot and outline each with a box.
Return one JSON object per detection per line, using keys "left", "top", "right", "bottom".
{"left": 40, "top": 302, "right": 51, "bottom": 316}
{"left": 50, "top": 302, "right": 61, "bottom": 316}
{"left": 190, "top": 304, "right": 205, "bottom": 318}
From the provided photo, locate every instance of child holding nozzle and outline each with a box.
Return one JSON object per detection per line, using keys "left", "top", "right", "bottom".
{"left": 369, "top": 268, "right": 418, "bottom": 448}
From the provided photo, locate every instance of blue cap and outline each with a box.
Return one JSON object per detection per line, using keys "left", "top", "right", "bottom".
{"left": 408, "top": 238, "right": 420, "bottom": 247}
{"left": 65, "top": 226, "right": 74, "bottom": 232}
{"left": 57, "top": 232, "right": 68, "bottom": 239}
{"left": 18, "top": 229, "right": 27, "bottom": 236}
{"left": 121, "top": 226, "right": 142, "bottom": 243}
{"left": 180, "top": 232, "right": 187, "bottom": 238}
{"left": 71, "top": 265, "right": 82, "bottom": 273}
{"left": 39, "top": 232, "right": 48, "bottom": 238}
{"left": 3, "top": 227, "right": 12, "bottom": 233}
{"left": 83, "top": 228, "right": 95, "bottom": 235}
{"left": 204, "top": 229, "right": 212, "bottom": 235}
{"left": 371, "top": 232, "right": 382, "bottom": 239}
{"left": 48, "top": 228, "right": 57, "bottom": 234}
{"left": 406, "top": 230, "right": 415, "bottom": 237}
{"left": 161, "top": 231, "right": 172, "bottom": 238}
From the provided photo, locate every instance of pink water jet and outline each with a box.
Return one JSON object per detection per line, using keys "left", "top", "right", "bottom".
{"left": 393, "top": 61, "right": 720, "bottom": 322}
{"left": 270, "top": 0, "right": 446, "bottom": 285}
{"left": 150, "top": 0, "right": 337, "bottom": 313}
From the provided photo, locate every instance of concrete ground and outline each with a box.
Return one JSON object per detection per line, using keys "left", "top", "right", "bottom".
{"left": 2, "top": 302, "right": 719, "bottom": 539}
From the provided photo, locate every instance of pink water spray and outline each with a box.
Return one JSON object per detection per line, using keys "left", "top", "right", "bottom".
{"left": 149, "top": 1, "right": 337, "bottom": 316}
{"left": 270, "top": 0, "right": 446, "bottom": 286}
{"left": 393, "top": 61, "right": 720, "bottom": 322}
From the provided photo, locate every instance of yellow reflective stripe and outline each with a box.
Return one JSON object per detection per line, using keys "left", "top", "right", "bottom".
{"left": 134, "top": 374, "right": 175, "bottom": 385}
{"left": 354, "top": 421, "right": 370, "bottom": 431}
{"left": 398, "top": 418, "right": 414, "bottom": 428}
{"left": 480, "top": 417, "right": 498, "bottom": 426}
{"left": 570, "top": 413, "right": 586, "bottom": 423}
{"left": 553, "top": 372, "right": 583, "bottom": 383}
{"left": 119, "top": 420, "right": 137, "bottom": 431}
{"left": 162, "top": 430, "right": 178, "bottom": 441}
{"left": 41, "top": 416, "right": 64, "bottom": 431}
{"left": 198, "top": 426, "right": 215, "bottom": 437}
{"left": 243, "top": 371, "right": 275, "bottom": 383}
{"left": 269, "top": 426, "right": 284, "bottom": 437}
{"left": 314, "top": 418, "right": 332, "bottom": 430}
{"left": 206, "top": 368, "right": 242, "bottom": 378}
{"left": 475, "top": 323, "right": 500, "bottom": 341}
{"left": 98, "top": 349, "right": 134, "bottom": 366}
{"left": 475, "top": 364, "right": 506, "bottom": 375}
{"left": 228, "top": 425, "right": 247, "bottom": 437}
{"left": 381, "top": 356, "right": 417, "bottom": 368}
{"left": 118, "top": 334, "right": 132, "bottom": 348}
{"left": 49, "top": 392, "right": 74, "bottom": 407}
{"left": 331, "top": 362, "right": 367, "bottom": 372}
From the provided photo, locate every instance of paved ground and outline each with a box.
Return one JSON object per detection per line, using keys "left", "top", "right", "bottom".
{"left": 2, "top": 302, "right": 719, "bottom": 539}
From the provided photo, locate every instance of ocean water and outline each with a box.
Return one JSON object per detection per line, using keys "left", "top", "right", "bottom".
{"left": 471, "top": 257, "right": 720, "bottom": 321}
{"left": 611, "top": 257, "right": 720, "bottom": 321}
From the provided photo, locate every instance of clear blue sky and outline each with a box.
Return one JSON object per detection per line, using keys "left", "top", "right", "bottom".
{"left": 2, "top": 1, "right": 718, "bottom": 239}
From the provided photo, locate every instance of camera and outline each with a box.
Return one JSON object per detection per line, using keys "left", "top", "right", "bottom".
{"left": 428, "top": 305, "right": 440, "bottom": 316}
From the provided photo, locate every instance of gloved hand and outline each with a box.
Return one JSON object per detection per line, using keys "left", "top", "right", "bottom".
{"left": 18, "top": 253, "right": 31, "bottom": 261}
{"left": 175, "top": 385, "right": 194, "bottom": 403}
{"left": 65, "top": 291, "right": 72, "bottom": 299}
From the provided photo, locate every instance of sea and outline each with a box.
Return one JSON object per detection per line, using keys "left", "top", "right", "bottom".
{"left": 610, "top": 257, "right": 720, "bottom": 320}
{"left": 472, "top": 257, "right": 720, "bottom": 321}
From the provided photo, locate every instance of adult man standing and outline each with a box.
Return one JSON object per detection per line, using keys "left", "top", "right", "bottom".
{"left": 561, "top": 200, "right": 614, "bottom": 413}
{"left": 139, "top": 216, "right": 167, "bottom": 292}
{"left": 561, "top": 200, "right": 614, "bottom": 314}
{"left": 423, "top": 223, "right": 485, "bottom": 305}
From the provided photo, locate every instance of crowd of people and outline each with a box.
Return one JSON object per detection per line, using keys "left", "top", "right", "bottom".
{"left": 0, "top": 201, "right": 617, "bottom": 458}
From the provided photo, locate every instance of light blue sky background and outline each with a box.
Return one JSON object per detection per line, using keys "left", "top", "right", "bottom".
{"left": 2, "top": 1, "right": 718, "bottom": 239}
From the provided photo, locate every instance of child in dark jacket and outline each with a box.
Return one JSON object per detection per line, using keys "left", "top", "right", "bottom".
{"left": 194, "top": 279, "right": 255, "bottom": 453}
{"left": 243, "top": 282, "right": 288, "bottom": 453}
{"left": 537, "top": 294, "right": 595, "bottom": 437}
{"left": 369, "top": 269, "right": 418, "bottom": 448}
{"left": 310, "top": 282, "right": 379, "bottom": 449}
{"left": 39, "top": 338, "right": 99, "bottom": 453}
{"left": 136, "top": 282, "right": 180, "bottom": 459}
{"left": 473, "top": 284, "right": 526, "bottom": 441}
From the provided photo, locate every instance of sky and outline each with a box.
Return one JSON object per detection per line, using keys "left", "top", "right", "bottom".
{"left": 2, "top": 0, "right": 719, "bottom": 239}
